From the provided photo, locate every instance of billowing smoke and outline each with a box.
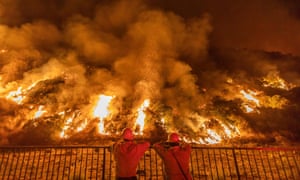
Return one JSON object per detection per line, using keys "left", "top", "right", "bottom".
{"left": 151, "top": 0, "right": 300, "bottom": 56}
{"left": 0, "top": 0, "right": 299, "bottom": 146}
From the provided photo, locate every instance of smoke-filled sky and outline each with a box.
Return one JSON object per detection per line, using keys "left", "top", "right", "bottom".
{"left": 0, "top": 0, "right": 299, "bottom": 145}
{"left": 2, "top": 0, "right": 300, "bottom": 56}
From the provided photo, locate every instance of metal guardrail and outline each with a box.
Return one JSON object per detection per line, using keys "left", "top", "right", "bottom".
{"left": 190, "top": 147, "right": 300, "bottom": 180}
{"left": 0, "top": 146, "right": 299, "bottom": 179}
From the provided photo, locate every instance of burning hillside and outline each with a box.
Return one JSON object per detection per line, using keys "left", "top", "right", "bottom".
{"left": 0, "top": 0, "right": 300, "bottom": 146}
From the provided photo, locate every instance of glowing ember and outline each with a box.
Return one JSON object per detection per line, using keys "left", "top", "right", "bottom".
{"left": 93, "top": 95, "right": 114, "bottom": 134}
{"left": 76, "top": 124, "right": 84, "bottom": 132}
{"left": 205, "top": 129, "right": 222, "bottom": 144}
{"left": 262, "top": 71, "right": 295, "bottom": 90}
{"left": 244, "top": 104, "right": 253, "bottom": 112}
{"left": 240, "top": 89, "right": 260, "bottom": 106}
{"left": 242, "top": 103, "right": 256, "bottom": 113}
{"left": 5, "top": 81, "right": 41, "bottom": 104}
{"left": 34, "top": 105, "right": 46, "bottom": 119}
{"left": 135, "top": 99, "right": 150, "bottom": 135}
{"left": 60, "top": 128, "right": 68, "bottom": 138}
{"left": 60, "top": 117, "right": 74, "bottom": 138}
{"left": 161, "top": 117, "right": 165, "bottom": 125}
{"left": 77, "top": 119, "right": 88, "bottom": 132}
{"left": 60, "top": 131, "right": 66, "bottom": 138}
{"left": 221, "top": 123, "right": 232, "bottom": 138}
{"left": 58, "top": 111, "right": 65, "bottom": 116}
{"left": 6, "top": 87, "right": 24, "bottom": 104}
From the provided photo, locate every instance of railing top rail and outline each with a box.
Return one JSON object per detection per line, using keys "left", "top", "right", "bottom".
{"left": 0, "top": 145, "right": 110, "bottom": 149}
{"left": 0, "top": 145, "right": 299, "bottom": 151}
{"left": 191, "top": 146, "right": 300, "bottom": 151}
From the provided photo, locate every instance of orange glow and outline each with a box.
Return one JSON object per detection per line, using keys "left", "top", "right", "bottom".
{"left": 242, "top": 103, "right": 255, "bottom": 113}
{"left": 93, "top": 95, "right": 114, "bottom": 134}
{"left": 0, "top": 49, "right": 7, "bottom": 53}
{"left": 221, "top": 123, "right": 232, "bottom": 138}
{"left": 240, "top": 89, "right": 260, "bottom": 106}
{"left": 6, "top": 87, "right": 24, "bottom": 104}
{"left": 240, "top": 89, "right": 261, "bottom": 113}
{"left": 262, "top": 72, "right": 295, "bottom": 90}
{"left": 161, "top": 117, "right": 165, "bottom": 125}
{"left": 34, "top": 105, "right": 46, "bottom": 119}
{"left": 60, "top": 116, "right": 74, "bottom": 138}
{"left": 205, "top": 129, "right": 222, "bottom": 144}
{"left": 135, "top": 99, "right": 150, "bottom": 135}
{"left": 77, "top": 119, "right": 88, "bottom": 132}
{"left": 5, "top": 81, "right": 41, "bottom": 104}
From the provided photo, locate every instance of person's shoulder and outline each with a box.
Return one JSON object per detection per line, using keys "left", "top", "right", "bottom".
{"left": 153, "top": 142, "right": 163, "bottom": 147}
{"left": 114, "top": 140, "right": 132, "bottom": 147}
{"left": 134, "top": 141, "right": 150, "bottom": 151}
{"left": 153, "top": 142, "right": 164, "bottom": 150}
{"left": 180, "top": 142, "right": 191, "bottom": 149}
{"left": 139, "top": 141, "right": 150, "bottom": 147}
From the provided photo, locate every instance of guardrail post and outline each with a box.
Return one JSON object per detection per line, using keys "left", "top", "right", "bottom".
{"left": 102, "top": 147, "right": 106, "bottom": 180}
{"left": 232, "top": 148, "right": 240, "bottom": 180}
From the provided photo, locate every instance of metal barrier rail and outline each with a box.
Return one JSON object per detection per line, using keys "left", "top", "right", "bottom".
{"left": 0, "top": 146, "right": 299, "bottom": 179}
{"left": 190, "top": 147, "right": 300, "bottom": 180}
{"left": 0, "top": 146, "right": 115, "bottom": 180}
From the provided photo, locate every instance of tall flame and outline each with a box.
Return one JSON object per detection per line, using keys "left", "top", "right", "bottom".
{"left": 135, "top": 99, "right": 150, "bottom": 135}
{"left": 60, "top": 116, "right": 74, "bottom": 138}
{"left": 93, "top": 95, "right": 114, "bottom": 134}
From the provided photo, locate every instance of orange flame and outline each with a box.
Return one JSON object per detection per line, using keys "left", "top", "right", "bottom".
{"left": 60, "top": 117, "right": 74, "bottom": 138}
{"left": 240, "top": 89, "right": 261, "bottom": 113}
{"left": 5, "top": 81, "right": 41, "bottom": 104}
{"left": 135, "top": 99, "right": 150, "bottom": 135}
{"left": 205, "top": 129, "right": 222, "bottom": 144}
{"left": 34, "top": 105, "right": 46, "bottom": 119}
{"left": 262, "top": 72, "right": 295, "bottom": 90}
{"left": 161, "top": 117, "right": 165, "bottom": 125}
{"left": 242, "top": 103, "right": 255, "bottom": 113}
{"left": 6, "top": 87, "right": 24, "bottom": 104}
{"left": 77, "top": 118, "right": 88, "bottom": 132}
{"left": 240, "top": 89, "right": 260, "bottom": 106}
{"left": 93, "top": 95, "right": 114, "bottom": 134}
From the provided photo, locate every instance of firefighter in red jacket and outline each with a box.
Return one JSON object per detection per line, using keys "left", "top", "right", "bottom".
{"left": 113, "top": 128, "right": 150, "bottom": 180}
{"left": 153, "top": 133, "right": 193, "bottom": 180}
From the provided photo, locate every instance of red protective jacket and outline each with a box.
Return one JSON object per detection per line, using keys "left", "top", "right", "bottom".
{"left": 113, "top": 140, "right": 150, "bottom": 178}
{"left": 154, "top": 142, "right": 192, "bottom": 180}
